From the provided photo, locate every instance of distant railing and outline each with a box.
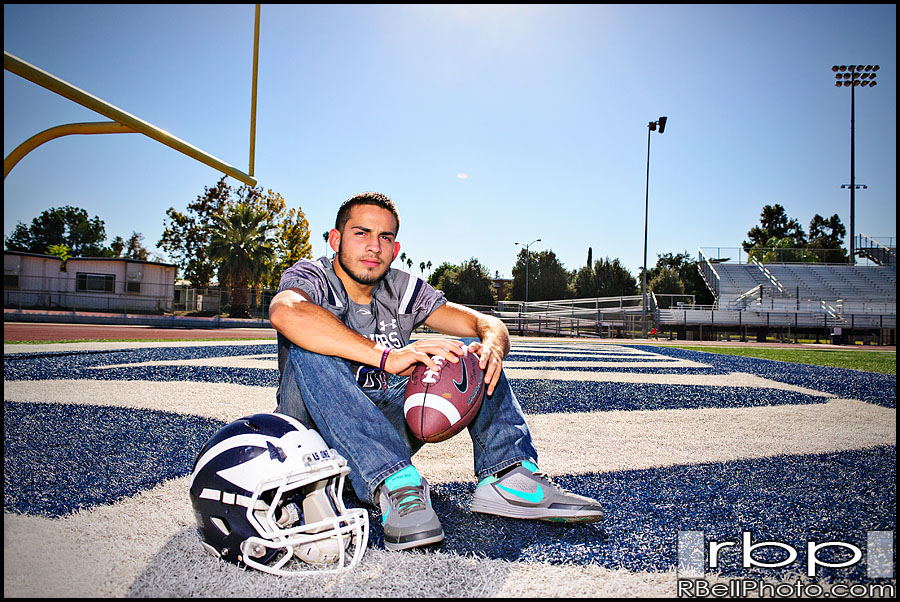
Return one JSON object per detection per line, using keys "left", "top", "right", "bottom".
{"left": 496, "top": 295, "right": 648, "bottom": 338}
{"left": 857, "top": 234, "right": 896, "bottom": 266}
{"left": 697, "top": 247, "right": 721, "bottom": 299}
{"left": 699, "top": 246, "right": 855, "bottom": 265}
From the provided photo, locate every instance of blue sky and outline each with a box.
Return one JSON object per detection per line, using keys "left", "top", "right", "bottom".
{"left": 4, "top": 4, "right": 896, "bottom": 280}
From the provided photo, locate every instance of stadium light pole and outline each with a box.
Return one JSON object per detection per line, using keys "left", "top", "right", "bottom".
{"left": 642, "top": 116, "right": 666, "bottom": 338}
{"left": 515, "top": 239, "right": 541, "bottom": 305}
{"left": 832, "top": 64, "right": 878, "bottom": 264}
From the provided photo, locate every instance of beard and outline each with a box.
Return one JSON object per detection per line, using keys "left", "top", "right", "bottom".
{"left": 336, "top": 242, "right": 390, "bottom": 286}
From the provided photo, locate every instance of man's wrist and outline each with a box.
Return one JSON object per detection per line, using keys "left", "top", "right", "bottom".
{"left": 379, "top": 347, "right": 392, "bottom": 371}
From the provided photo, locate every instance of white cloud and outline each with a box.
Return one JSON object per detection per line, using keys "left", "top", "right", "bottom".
{"left": 456, "top": 173, "right": 468, "bottom": 179}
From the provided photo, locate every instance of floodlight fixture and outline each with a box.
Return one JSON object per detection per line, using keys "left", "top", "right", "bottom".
{"left": 641, "top": 115, "right": 667, "bottom": 337}
{"left": 831, "top": 63, "right": 879, "bottom": 263}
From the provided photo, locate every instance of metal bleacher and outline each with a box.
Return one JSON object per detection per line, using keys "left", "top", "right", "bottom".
{"left": 686, "top": 243, "right": 896, "bottom": 335}
{"left": 466, "top": 239, "right": 895, "bottom": 342}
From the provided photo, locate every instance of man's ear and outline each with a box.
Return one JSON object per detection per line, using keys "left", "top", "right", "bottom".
{"left": 328, "top": 229, "right": 340, "bottom": 253}
{"left": 392, "top": 241, "right": 400, "bottom": 261}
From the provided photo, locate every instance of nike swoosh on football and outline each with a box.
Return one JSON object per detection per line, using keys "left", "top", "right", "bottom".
{"left": 452, "top": 358, "right": 468, "bottom": 393}
{"left": 496, "top": 483, "right": 544, "bottom": 504}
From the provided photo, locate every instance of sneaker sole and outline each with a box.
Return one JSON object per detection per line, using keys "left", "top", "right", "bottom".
{"left": 469, "top": 497, "right": 605, "bottom": 523}
{"left": 383, "top": 527, "right": 445, "bottom": 552}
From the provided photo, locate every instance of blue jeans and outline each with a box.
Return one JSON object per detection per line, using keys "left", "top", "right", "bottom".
{"left": 276, "top": 339, "right": 538, "bottom": 505}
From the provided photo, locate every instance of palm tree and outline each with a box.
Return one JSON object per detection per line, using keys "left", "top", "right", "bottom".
{"left": 209, "top": 205, "right": 275, "bottom": 317}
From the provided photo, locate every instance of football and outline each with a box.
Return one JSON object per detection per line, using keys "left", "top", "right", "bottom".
{"left": 404, "top": 350, "right": 485, "bottom": 443}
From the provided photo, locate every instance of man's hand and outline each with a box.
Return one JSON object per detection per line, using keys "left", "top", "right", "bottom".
{"left": 422, "top": 302, "right": 510, "bottom": 397}
{"left": 383, "top": 338, "right": 467, "bottom": 376}
{"left": 464, "top": 340, "right": 504, "bottom": 396}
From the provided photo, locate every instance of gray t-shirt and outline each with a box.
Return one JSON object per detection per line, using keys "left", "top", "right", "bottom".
{"left": 275, "top": 256, "right": 447, "bottom": 391}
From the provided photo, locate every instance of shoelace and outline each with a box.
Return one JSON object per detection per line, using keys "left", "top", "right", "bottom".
{"left": 387, "top": 484, "right": 426, "bottom": 516}
{"left": 532, "top": 470, "right": 558, "bottom": 489}
{"left": 498, "top": 464, "right": 558, "bottom": 490}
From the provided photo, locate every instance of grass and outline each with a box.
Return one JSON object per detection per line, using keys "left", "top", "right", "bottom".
{"left": 667, "top": 345, "right": 896, "bottom": 375}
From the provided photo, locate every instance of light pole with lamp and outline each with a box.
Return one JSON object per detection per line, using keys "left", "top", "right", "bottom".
{"left": 642, "top": 116, "right": 666, "bottom": 338}
{"left": 832, "top": 64, "right": 878, "bottom": 264}
{"left": 515, "top": 238, "right": 541, "bottom": 305}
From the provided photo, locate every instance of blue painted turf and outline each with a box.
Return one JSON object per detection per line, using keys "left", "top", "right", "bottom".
{"left": 513, "top": 380, "right": 826, "bottom": 413}
{"left": 643, "top": 345, "right": 896, "bottom": 409}
{"left": 3, "top": 342, "right": 895, "bottom": 583}
{"left": 3, "top": 401, "right": 225, "bottom": 517}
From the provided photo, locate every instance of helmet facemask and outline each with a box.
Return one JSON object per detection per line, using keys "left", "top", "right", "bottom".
{"left": 240, "top": 453, "right": 368, "bottom": 576}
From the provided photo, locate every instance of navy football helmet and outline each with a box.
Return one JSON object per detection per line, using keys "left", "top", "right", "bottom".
{"left": 189, "top": 413, "right": 368, "bottom": 576}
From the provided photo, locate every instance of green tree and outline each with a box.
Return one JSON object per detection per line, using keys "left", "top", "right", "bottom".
{"left": 511, "top": 248, "right": 572, "bottom": 301}
{"left": 208, "top": 205, "right": 275, "bottom": 318}
{"left": 428, "top": 261, "right": 457, "bottom": 288}
{"left": 648, "top": 267, "right": 685, "bottom": 308}
{"left": 807, "top": 214, "right": 848, "bottom": 263}
{"left": 575, "top": 257, "right": 638, "bottom": 298}
{"left": 574, "top": 265, "right": 598, "bottom": 298}
{"left": 648, "top": 252, "right": 715, "bottom": 305}
{"left": 432, "top": 258, "right": 496, "bottom": 306}
{"left": 109, "top": 236, "right": 126, "bottom": 257}
{"left": 158, "top": 178, "right": 231, "bottom": 285}
{"left": 742, "top": 204, "right": 850, "bottom": 264}
{"left": 743, "top": 204, "right": 807, "bottom": 251}
{"left": 5, "top": 205, "right": 109, "bottom": 256}
{"left": 159, "top": 177, "right": 309, "bottom": 285}
{"left": 271, "top": 206, "right": 313, "bottom": 287}
{"left": 750, "top": 236, "right": 819, "bottom": 263}
{"left": 124, "top": 231, "right": 150, "bottom": 260}
{"left": 593, "top": 257, "right": 638, "bottom": 297}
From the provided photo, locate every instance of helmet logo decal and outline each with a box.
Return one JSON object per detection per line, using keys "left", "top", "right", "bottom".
{"left": 267, "top": 441, "right": 287, "bottom": 462}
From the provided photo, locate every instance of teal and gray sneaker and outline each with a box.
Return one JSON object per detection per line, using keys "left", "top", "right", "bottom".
{"left": 378, "top": 466, "right": 444, "bottom": 551}
{"left": 470, "top": 462, "right": 605, "bottom": 523}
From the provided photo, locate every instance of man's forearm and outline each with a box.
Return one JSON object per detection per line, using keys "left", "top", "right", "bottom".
{"left": 270, "top": 292, "right": 383, "bottom": 367}
{"left": 475, "top": 313, "right": 511, "bottom": 357}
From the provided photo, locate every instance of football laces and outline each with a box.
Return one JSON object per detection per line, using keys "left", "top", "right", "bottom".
{"left": 422, "top": 356, "right": 445, "bottom": 384}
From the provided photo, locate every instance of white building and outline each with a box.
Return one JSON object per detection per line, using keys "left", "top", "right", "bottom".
{"left": 4, "top": 251, "right": 175, "bottom": 313}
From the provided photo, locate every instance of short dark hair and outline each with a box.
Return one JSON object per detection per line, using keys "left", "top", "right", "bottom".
{"left": 335, "top": 192, "right": 400, "bottom": 234}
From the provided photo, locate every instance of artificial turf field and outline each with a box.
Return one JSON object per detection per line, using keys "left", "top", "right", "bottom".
{"left": 3, "top": 337, "right": 895, "bottom": 597}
